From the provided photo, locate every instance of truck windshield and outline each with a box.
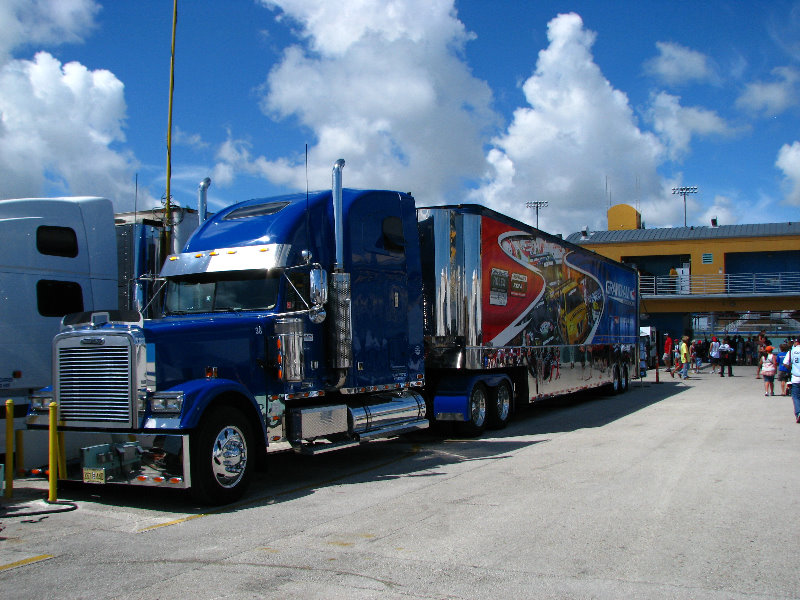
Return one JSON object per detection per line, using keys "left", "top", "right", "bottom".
{"left": 164, "top": 269, "right": 279, "bottom": 314}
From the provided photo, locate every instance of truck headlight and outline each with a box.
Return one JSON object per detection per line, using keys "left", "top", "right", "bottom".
{"left": 150, "top": 392, "right": 184, "bottom": 414}
{"left": 29, "top": 390, "right": 53, "bottom": 411}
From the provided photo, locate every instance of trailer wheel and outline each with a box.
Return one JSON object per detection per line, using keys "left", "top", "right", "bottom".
{"left": 611, "top": 366, "right": 621, "bottom": 394}
{"left": 487, "top": 380, "right": 512, "bottom": 429}
{"left": 190, "top": 406, "right": 253, "bottom": 505}
{"left": 457, "top": 382, "right": 488, "bottom": 437}
{"left": 619, "top": 366, "right": 629, "bottom": 393}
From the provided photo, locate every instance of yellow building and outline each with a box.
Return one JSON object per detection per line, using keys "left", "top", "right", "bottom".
{"left": 566, "top": 204, "right": 800, "bottom": 339}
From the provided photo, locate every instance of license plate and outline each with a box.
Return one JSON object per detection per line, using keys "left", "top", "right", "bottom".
{"left": 83, "top": 468, "right": 106, "bottom": 484}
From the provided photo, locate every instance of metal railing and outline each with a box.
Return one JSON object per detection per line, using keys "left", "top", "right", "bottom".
{"left": 639, "top": 272, "right": 800, "bottom": 296}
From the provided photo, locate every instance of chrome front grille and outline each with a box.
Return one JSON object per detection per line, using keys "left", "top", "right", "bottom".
{"left": 57, "top": 342, "right": 133, "bottom": 427}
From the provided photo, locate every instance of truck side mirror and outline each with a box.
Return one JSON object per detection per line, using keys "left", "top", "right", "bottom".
{"left": 310, "top": 267, "right": 328, "bottom": 306}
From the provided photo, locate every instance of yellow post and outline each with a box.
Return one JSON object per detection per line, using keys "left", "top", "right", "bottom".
{"left": 57, "top": 430, "right": 66, "bottom": 479}
{"left": 48, "top": 401, "right": 57, "bottom": 503}
{"left": 4, "top": 399, "right": 12, "bottom": 498}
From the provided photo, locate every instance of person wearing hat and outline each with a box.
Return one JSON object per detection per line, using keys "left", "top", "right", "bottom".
{"left": 759, "top": 345, "right": 777, "bottom": 395}
{"left": 783, "top": 338, "right": 800, "bottom": 422}
{"left": 718, "top": 337, "right": 734, "bottom": 377}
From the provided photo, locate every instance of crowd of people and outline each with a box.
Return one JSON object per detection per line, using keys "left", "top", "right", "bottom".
{"left": 660, "top": 331, "right": 800, "bottom": 424}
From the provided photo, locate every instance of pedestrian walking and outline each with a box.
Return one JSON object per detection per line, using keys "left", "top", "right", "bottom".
{"left": 679, "top": 335, "right": 690, "bottom": 379}
{"left": 719, "top": 338, "right": 734, "bottom": 377}
{"left": 663, "top": 333, "right": 673, "bottom": 369}
{"left": 709, "top": 336, "right": 720, "bottom": 374}
{"left": 776, "top": 343, "right": 790, "bottom": 396}
{"left": 760, "top": 346, "right": 777, "bottom": 396}
{"left": 782, "top": 338, "right": 800, "bottom": 423}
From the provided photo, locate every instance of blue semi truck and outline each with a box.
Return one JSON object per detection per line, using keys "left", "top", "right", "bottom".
{"left": 27, "top": 160, "right": 638, "bottom": 504}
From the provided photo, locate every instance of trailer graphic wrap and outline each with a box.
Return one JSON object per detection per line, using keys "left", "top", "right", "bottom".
{"left": 481, "top": 216, "right": 635, "bottom": 348}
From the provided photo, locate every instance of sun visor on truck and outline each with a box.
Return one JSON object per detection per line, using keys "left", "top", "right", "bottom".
{"left": 160, "top": 243, "right": 292, "bottom": 277}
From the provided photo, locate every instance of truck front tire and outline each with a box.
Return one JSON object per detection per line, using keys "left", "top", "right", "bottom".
{"left": 190, "top": 406, "right": 253, "bottom": 505}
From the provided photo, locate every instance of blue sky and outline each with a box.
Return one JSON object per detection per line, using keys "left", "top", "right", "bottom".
{"left": 1, "top": 0, "right": 799, "bottom": 237}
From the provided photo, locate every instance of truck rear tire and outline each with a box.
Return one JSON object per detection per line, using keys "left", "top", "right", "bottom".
{"left": 457, "top": 382, "right": 488, "bottom": 437}
{"left": 610, "top": 366, "right": 621, "bottom": 394}
{"left": 619, "top": 366, "right": 629, "bottom": 393}
{"left": 190, "top": 406, "right": 253, "bottom": 505}
{"left": 487, "top": 380, "right": 512, "bottom": 429}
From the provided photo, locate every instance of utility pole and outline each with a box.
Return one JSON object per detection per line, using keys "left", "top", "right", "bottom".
{"left": 672, "top": 186, "right": 697, "bottom": 227}
{"left": 162, "top": 0, "right": 178, "bottom": 262}
{"left": 526, "top": 200, "right": 548, "bottom": 229}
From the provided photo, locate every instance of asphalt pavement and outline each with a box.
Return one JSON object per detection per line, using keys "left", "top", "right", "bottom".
{"left": 1, "top": 364, "right": 799, "bottom": 599}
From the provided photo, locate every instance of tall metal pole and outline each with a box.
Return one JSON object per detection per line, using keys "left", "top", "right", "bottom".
{"left": 163, "top": 0, "right": 178, "bottom": 260}
{"left": 672, "top": 186, "right": 697, "bottom": 227}
{"left": 526, "top": 200, "right": 548, "bottom": 229}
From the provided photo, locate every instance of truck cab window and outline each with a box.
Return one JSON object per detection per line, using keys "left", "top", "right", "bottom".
{"left": 37, "top": 279, "right": 83, "bottom": 316}
{"left": 284, "top": 271, "right": 310, "bottom": 311}
{"left": 164, "top": 269, "right": 279, "bottom": 314}
{"left": 37, "top": 226, "right": 79, "bottom": 258}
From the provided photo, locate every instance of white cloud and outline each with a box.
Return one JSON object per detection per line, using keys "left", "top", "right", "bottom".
{"left": 0, "top": 0, "right": 99, "bottom": 63}
{"left": 699, "top": 195, "right": 740, "bottom": 227}
{"left": 469, "top": 13, "right": 665, "bottom": 236}
{"left": 0, "top": 52, "right": 139, "bottom": 205}
{"left": 776, "top": 141, "right": 800, "bottom": 206}
{"left": 647, "top": 91, "right": 737, "bottom": 161}
{"left": 215, "top": 0, "right": 495, "bottom": 200}
{"left": 644, "top": 41, "right": 719, "bottom": 86}
{"left": 0, "top": 1, "right": 149, "bottom": 210}
{"left": 736, "top": 66, "right": 800, "bottom": 116}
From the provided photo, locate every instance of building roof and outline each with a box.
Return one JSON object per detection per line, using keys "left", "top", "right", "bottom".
{"left": 565, "top": 222, "right": 800, "bottom": 245}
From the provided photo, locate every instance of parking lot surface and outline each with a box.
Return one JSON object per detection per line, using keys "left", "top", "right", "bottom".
{"left": 2, "top": 368, "right": 799, "bottom": 599}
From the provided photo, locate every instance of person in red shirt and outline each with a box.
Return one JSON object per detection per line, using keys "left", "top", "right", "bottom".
{"left": 663, "top": 334, "right": 673, "bottom": 369}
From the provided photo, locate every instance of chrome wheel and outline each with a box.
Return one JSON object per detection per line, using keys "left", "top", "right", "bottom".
{"left": 488, "top": 380, "right": 512, "bottom": 429}
{"left": 210, "top": 424, "right": 248, "bottom": 489}
{"left": 470, "top": 385, "right": 487, "bottom": 428}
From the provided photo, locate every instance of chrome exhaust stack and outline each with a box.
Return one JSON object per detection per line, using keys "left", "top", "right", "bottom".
{"left": 197, "top": 177, "right": 211, "bottom": 223}
{"left": 328, "top": 159, "right": 352, "bottom": 386}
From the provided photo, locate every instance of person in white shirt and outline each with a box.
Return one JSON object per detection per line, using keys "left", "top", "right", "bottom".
{"left": 783, "top": 338, "right": 800, "bottom": 423}
{"left": 709, "top": 337, "right": 721, "bottom": 374}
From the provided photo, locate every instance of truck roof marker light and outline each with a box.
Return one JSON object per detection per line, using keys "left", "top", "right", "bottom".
{"left": 271, "top": 436, "right": 281, "bottom": 442}
{"left": 169, "top": 477, "right": 182, "bottom": 484}
{"left": 227, "top": 250, "right": 237, "bottom": 254}
{"left": 136, "top": 475, "right": 148, "bottom": 481}
{"left": 153, "top": 476, "right": 165, "bottom": 483}
{"left": 209, "top": 251, "right": 219, "bottom": 256}
{"left": 169, "top": 256, "right": 178, "bottom": 261}
{"left": 259, "top": 247, "right": 268, "bottom": 252}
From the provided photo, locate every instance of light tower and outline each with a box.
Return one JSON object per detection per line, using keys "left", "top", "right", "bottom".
{"left": 526, "top": 200, "right": 548, "bottom": 228}
{"left": 672, "top": 186, "right": 697, "bottom": 227}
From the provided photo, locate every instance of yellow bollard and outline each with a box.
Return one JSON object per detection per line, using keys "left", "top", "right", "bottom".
{"left": 48, "top": 401, "right": 58, "bottom": 503}
{"left": 4, "top": 399, "right": 12, "bottom": 498}
{"left": 57, "top": 430, "right": 66, "bottom": 479}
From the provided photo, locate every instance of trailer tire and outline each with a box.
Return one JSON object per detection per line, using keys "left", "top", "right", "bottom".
{"left": 190, "top": 406, "right": 253, "bottom": 505}
{"left": 610, "top": 366, "right": 621, "bottom": 394}
{"left": 487, "top": 380, "right": 512, "bottom": 430}
{"left": 457, "top": 382, "right": 488, "bottom": 437}
{"left": 619, "top": 366, "right": 629, "bottom": 393}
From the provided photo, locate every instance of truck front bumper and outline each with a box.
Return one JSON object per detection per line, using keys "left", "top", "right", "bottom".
{"left": 28, "top": 428, "right": 191, "bottom": 489}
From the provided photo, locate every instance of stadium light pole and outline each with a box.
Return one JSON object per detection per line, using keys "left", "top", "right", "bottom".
{"left": 672, "top": 186, "right": 697, "bottom": 227}
{"left": 526, "top": 200, "right": 548, "bottom": 229}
